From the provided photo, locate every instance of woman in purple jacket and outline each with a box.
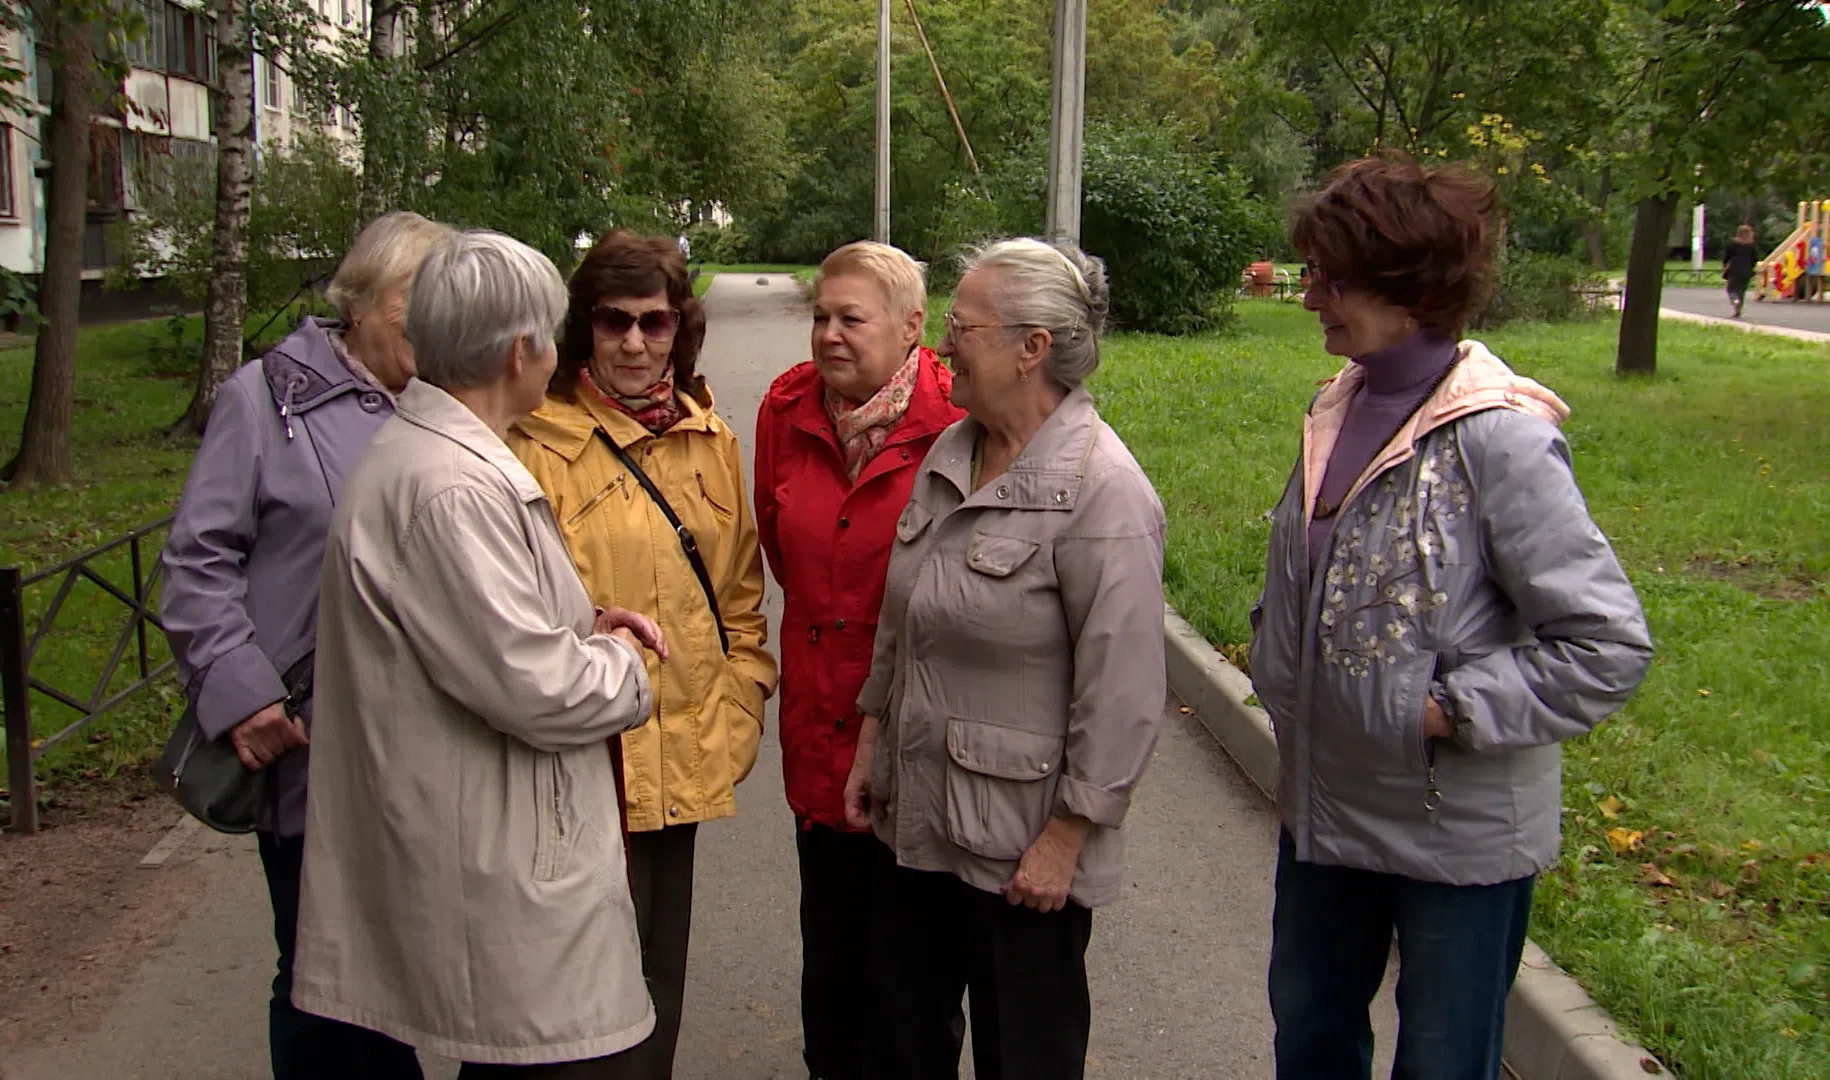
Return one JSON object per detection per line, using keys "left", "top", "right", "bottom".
{"left": 161, "top": 211, "right": 452, "bottom": 1080}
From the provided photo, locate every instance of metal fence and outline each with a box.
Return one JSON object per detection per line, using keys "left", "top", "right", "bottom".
{"left": 1, "top": 516, "right": 175, "bottom": 833}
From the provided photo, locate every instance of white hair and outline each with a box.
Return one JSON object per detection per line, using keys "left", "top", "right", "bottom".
{"left": 408, "top": 230, "right": 568, "bottom": 390}
{"left": 816, "top": 240, "right": 928, "bottom": 319}
{"left": 325, "top": 211, "right": 454, "bottom": 321}
{"left": 960, "top": 238, "right": 1110, "bottom": 388}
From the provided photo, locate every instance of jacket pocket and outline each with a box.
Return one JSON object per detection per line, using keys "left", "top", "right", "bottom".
{"left": 943, "top": 718, "right": 1063, "bottom": 862}
{"left": 956, "top": 533, "right": 1041, "bottom": 630}
{"left": 695, "top": 470, "right": 736, "bottom": 520}
{"left": 532, "top": 753, "right": 568, "bottom": 881}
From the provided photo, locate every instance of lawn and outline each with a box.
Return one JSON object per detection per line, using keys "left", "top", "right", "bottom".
{"left": 1090, "top": 301, "right": 1830, "bottom": 1078}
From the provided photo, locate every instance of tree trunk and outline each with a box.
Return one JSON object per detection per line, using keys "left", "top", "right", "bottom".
{"left": 179, "top": 0, "right": 255, "bottom": 436}
{"left": 2, "top": 17, "right": 98, "bottom": 487}
{"left": 1584, "top": 165, "right": 1612, "bottom": 270}
{"left": 1616, "top": 192, "right": 1679, "bottom": 377}
{"left": 358, "top": 0, "right": 401, "bottom": 223}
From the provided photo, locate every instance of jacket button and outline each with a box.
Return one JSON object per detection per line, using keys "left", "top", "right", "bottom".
{"left": 359, "top": 392, "right": 384, "bottom": 412}
{"left": 996, "top": 486, "right": 1009, "bottom": 499}
{"left": 901, "top": 450, "right": 911, "bottom": 460}
{"left": 1053, "top": 490, "right": 1068, "bottom": 504}
{"left": 838, "top": 517, "right": 850, "bottom": 528}
{"left": 833, "top": 717, "right": 846, "bottom": 731}
{"left": 668, "top": 806, "right": 680, "bottom": 818}
{"left": 834, "top": 618, "right": 847, "bottom": 630}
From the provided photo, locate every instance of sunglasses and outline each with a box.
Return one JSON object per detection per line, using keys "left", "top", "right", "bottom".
{"left": 591, "top": 306, "right": 681, "bottom": 338}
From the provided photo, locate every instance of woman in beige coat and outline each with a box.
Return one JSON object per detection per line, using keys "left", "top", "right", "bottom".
{"left": 294, "top": 230, "right": 666, "bottom": 1078}
{"left": 842, "top": 239, "right": 1167, "bottom": 1080}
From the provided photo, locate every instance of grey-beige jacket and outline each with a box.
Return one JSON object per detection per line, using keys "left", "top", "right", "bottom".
{"left": 292, "top": 380, "right": 655, "bottom": 1064}
{"left": 1250, "top": 341, "right": 1653, "bottom": 885}
{"left": 857, "top": 387, "right": 1167, "bottom": 908}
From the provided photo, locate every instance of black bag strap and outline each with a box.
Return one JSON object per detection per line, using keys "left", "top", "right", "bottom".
{"left": 593, "top": 429, "right": 729, "bottom": 655}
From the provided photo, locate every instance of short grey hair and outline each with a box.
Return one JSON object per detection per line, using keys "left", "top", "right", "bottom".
{"left": 325, "top": 211, "right": 455, "bottom": 320}
{"left": 407, "top": 230, "right": 568, "bottom": 390}
{"left": 960, "top": 238, "right": 1110, "bottom": 389}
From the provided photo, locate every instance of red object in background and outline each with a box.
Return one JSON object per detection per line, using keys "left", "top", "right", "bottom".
{"left": 1248, "top": 260, "right": 1276, "bottom": 298}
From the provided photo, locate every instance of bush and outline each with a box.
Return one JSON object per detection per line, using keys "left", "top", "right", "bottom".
{"left": 683, "top": 220, "right": 752, "bottom": 264}
{"left": 1475, "top": 251, "right": 1610, "bottom": 328}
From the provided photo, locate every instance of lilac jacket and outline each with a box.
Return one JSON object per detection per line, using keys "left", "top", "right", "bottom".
{"left": 161, "top": 317, "right": 393, "bottom": 836}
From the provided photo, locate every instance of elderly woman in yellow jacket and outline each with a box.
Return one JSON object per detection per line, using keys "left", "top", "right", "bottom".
{"left": 509, "top": 230, "right": 776, "bottom": 1079}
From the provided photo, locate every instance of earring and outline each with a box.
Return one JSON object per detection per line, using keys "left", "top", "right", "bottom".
{"left": 1019, "top": 368, "right": 1030, "bottom": 383}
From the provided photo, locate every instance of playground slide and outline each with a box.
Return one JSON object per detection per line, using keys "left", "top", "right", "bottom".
{"left": 1756, "top": 223, "right": 1810, "bottom": 300}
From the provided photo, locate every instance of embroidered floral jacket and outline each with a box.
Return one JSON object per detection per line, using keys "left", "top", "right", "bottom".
{"left": 1249, "top": 341, "right": 1653, "bottom": 885}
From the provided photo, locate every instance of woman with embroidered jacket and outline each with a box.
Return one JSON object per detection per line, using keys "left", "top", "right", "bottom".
{"left": 753, "top": 241, "right": 964, "bottom": 1080}
{"left": 506, "top": 230, "right": 776, "bottom": 1080}
{"left": 1250, "top": 155, "right": 1654, "bottom": 1080}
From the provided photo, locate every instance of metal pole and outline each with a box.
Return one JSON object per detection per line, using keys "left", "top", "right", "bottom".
{"left": 1044, "top": 0, "right": 1087, "bottom": 245}
{"left": 1, "top": 568, "right": 37, "bottom": 834}
{"left": 131, "top": 534, "right": 149, "bottom": 679}
{"left": 1692, "top": 203, "right": 1705, "bottom": 271}
{"left": 875, "top": 0, "right": 891, "bottom": 243}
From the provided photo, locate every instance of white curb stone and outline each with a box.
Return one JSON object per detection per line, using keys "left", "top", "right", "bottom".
{"left": 1161, "top": 606, "right": 1668, "bottom": 1080}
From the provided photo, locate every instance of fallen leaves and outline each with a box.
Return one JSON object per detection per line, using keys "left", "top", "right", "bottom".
{"left": 1641, "top": 863, "right": 1676, "bottom": 887}
{"left": 1599, "top": 795, "right": 1626, "bottom": 820}
{"left": 1607, "top": 828, "right": 1644, "bottom": 855}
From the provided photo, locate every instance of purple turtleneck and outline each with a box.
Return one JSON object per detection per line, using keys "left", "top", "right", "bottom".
{"left": 1307, "top": 330, "right": 1459, "bottom": 565}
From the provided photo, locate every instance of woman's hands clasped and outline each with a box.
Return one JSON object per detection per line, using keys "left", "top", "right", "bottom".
{"left": 595, "top": 606, "right": 669, "bottom": 661}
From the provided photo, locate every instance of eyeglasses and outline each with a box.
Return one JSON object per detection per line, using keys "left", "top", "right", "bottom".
{"left": 591, "top": 306, "right": 681, "bottom": 339}
{"left": 1304, "top": 259, "right": 1343, "bottom": 299}
{"left": 943, "top": 311, "right": 1030, "bottom": 342}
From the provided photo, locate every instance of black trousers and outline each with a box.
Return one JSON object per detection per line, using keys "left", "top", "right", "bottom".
{"left": 621, "top": 822, "right": 699, "bottom": 1080}
{"left": 257, "top": 832, "right": 424, "bottom": 1080}
{"left": 456, "top": 1052, "right": 641, "bottom": 1079}
{"left": 796, "top": 825, "right": 896, "bottom": 1080}
{"left": 870, "top": 863, "right": 1094, "bottom": 1080}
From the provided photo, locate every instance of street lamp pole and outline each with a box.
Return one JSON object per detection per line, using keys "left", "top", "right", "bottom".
{"left": 1044, "top": 0, "right": 1086, "bottom": 245}
{"left": 875, "top": 0, "right": 892, "bottom": 243}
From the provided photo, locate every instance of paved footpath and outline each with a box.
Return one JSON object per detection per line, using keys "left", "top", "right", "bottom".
{"left": 7, "top": 274, "right": 1393, "bottom": 1079}
{"left": 1660, "top": 285, "right": 1830, "bottom": 340}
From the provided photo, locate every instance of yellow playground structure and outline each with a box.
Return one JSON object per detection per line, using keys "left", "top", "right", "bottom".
{"left": 1756, "top": 199, "right": 1830, "bottom": 301}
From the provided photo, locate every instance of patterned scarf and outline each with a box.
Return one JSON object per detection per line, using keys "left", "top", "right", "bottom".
{"left": 582, "top": 366, "right": 685, "bottom": 435}
{"left": 825, "top": 349, "right": 921, "bottom": 482}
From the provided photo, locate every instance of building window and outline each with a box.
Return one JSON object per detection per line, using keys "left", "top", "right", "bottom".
{"left": 165, "top": 2, "right": 217, "bottom": 82}
{"left": 87, "top": 125, "right": 124, "bottom": 212}
{"left": 0, "top": 126, "right": 14, "bottom": 219}
{"left": 125, "top": 0, "right": 167, "bottom": 69}
{"left": 263, "top": 56, "right": 282, "bottom": 112}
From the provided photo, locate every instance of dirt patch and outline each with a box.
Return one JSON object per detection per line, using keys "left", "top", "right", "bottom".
{"left": 1686, "top": 554, "right": 1823, "bottom": 601}
{"left": 0, "top": 770, "right": 210, "bottom": 1052}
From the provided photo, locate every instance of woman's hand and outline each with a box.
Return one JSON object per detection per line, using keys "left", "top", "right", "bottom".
{"left": 228, "top": 702, "right": 308, "bottom": 771}
{"left": 1422, "top": 694, "right": 1455, "bottom": 740}
{"left": 1004, "top": 815, "right": 1092, "bottom": 913}
{"left": 596, "top": 607, "right": 668, "bottom": 660}
{"left": 842, "top": 715, "right": 880, "bottom": 830}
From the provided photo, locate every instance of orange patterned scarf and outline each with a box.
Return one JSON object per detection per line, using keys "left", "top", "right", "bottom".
{"left": 582, "top": 367, "right": 684, "bottom": 435}
{"left": 824, "top": 349, "right": 921, "bottom": 482}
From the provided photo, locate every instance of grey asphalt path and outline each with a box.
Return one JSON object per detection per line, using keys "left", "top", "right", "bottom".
{"left": 8, "top": 273, "right": 1394, "bottom": 1079}
{"left": 1661, "top": 284, "right": 1830, "bottom": 334}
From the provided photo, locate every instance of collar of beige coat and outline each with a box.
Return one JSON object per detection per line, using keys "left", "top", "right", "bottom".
{"left": 924, "top": 385, "right": 1103, "bottom": 512}
{"left": 1300, "top": 339, "right": 1572, "bottom": 524}
{"left": 395, "top": 380, "right": 549, "bottom": 505}
{"left": 513, "top": 379, "right": 726, "bottom": 462}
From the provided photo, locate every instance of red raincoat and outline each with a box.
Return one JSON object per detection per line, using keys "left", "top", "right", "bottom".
{"left": 753, "top": 348, "right": 963, "bottom": 829}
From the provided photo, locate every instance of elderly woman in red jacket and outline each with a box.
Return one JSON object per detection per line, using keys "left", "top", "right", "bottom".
{"left": 754, "top": 241, "right": 963, "bottom": 1080}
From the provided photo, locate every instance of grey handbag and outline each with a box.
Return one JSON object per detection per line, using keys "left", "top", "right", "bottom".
{"left": 156, "top": 653, "right": 313, "bottom": 834}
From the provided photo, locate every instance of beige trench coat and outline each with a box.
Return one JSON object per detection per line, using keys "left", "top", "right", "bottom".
{"left": 293, "top": 381, "right": 656, "bottom": 1065}
{"left": 857, "top": 387, "right": 1168, "bottom": 908}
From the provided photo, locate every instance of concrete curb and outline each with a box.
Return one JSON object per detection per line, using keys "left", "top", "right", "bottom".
{"left": 1161, "top": 607, "right": 1669, "bottom": 1080}
{"left": 1660, "top": 305, "right": 1830, "bottom": 345}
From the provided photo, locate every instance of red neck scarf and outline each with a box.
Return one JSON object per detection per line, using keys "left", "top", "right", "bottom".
{"left": 582, "top": 366, "right": 685, "bottom": 435}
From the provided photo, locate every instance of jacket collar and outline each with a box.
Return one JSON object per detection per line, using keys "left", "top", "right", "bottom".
{"left": 1301, "top": 340, "right": 1570, "bottom": 522}
{"left": 512, "top": 378, "right": 724, "bottom": 462}
{"left": 925, "top": 385, "right": 1100, "bottom": 511}
{"left": 395, "top": 381, "right": 547, "bottom": 504}
{"left": 262, "top": 317, "right": 365, "bottom": 415}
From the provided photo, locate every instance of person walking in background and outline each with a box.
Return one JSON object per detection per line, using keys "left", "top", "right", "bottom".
{"left": 841, "top": 238, "right": 1167, "bottom": 1080}
{"left": 1806, "top": 229, "right": 1825, "bottom": 302}
{"left": 292, "top": 229, "right": 665, "bottom": 1077}
{"left": 1253, "top": 155, "right": 1653, "bottom": 1080}
{"left": 1723, "top": 223, "right": 1758, "bottom": 318}
{"left": 509, "top": 230, "right": 776, "bottom": 1080}
{"left": 752, "top": 241, "right": 963, "bottom": 1080}
{"left": 161, "top": 210, "right": 452, "bottom": 1080}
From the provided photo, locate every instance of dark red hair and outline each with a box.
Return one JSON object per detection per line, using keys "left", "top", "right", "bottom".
{"left": 1292, "top": 154, "right": 1496, "bottom": 336}
{"left": 554, "top": 230, "right": 707, "bottom": 397}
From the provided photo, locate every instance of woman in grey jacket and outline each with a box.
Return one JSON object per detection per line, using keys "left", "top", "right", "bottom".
{"left": 161, "top": 211, "right": 452, "bottom": 1079}
{"left": 1250, "top": 156, "right": 1654, "bottom": 1080}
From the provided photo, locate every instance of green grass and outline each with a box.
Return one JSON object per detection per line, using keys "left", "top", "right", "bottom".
{"left": 1090, "top": 300, "right": 1830, "bottom": 1078}
{"left": 0, "top": 318, "right": 210, "bottom": 793}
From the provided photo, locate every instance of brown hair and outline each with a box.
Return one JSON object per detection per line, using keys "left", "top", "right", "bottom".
{"left": 554, "top": 230, "right": 707, "bottom": 397}
{"left": 1292, "top": 154, "right": 1496, "bottom": 336}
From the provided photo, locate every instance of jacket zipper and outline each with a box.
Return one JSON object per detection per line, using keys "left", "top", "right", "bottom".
{"left": 552, "top": 758, "right": 565, "bottom": 840}
{"left": 564, "top": 478, "right": 623, "bottom": 529}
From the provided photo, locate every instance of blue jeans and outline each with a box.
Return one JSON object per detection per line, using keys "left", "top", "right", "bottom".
{"left": 1268, "top": 830, "right": 1533, "bottom": 1080}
